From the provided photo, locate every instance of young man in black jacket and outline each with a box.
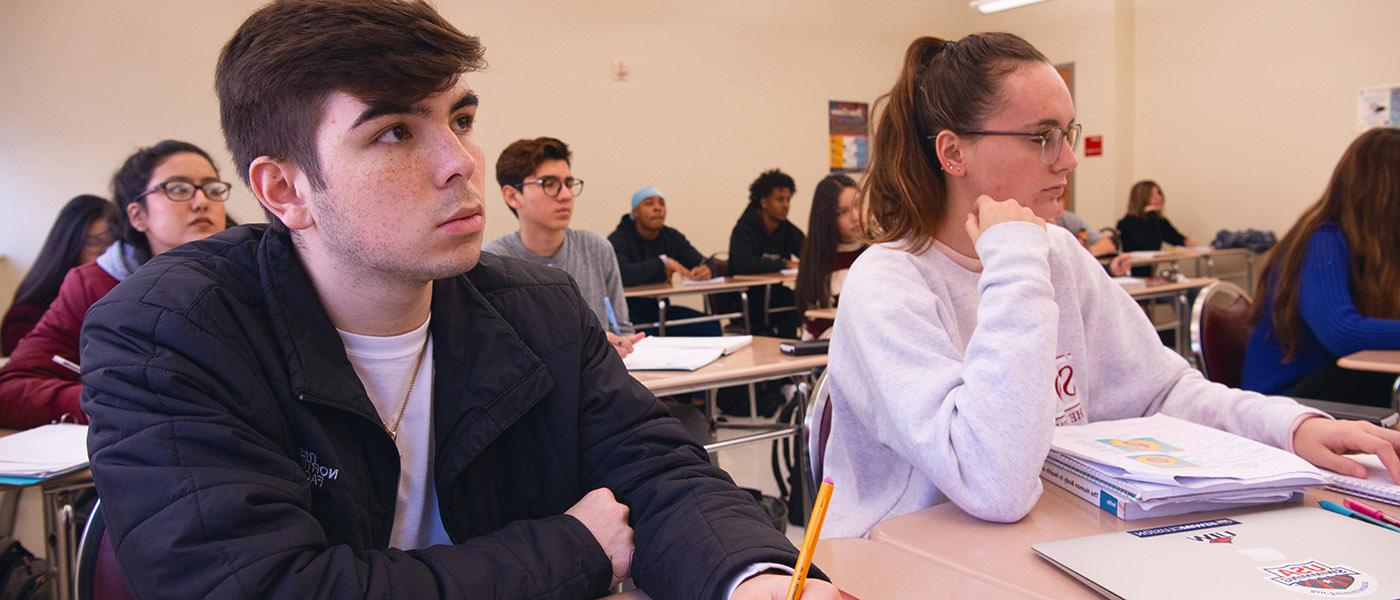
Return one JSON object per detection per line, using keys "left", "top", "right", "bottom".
{"left": 78, "top": 2, "right": 840, "bottom": 599}
{"left": 608, "top": 185, "right": 721, "bottom": 336}
{"left": 728, "top": 169, "right": 805, "bottom": 337}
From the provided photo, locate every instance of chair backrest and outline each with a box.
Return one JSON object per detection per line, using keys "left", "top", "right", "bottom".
{"left": 1190, "top": 281, "right": 1254, "bottom": 388}
{"left": 803, "top": 370, "right": 834, "bottom": 490}
{"left": 74, "top": 500, "right": 133, "bottom": 600}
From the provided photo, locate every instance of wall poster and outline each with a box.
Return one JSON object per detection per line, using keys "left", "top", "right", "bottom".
{"left": 828, "top": 101, "right": 869, "bottom": 173}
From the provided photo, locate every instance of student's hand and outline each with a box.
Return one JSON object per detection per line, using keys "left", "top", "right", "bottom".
{"left": 663, "top": 257, "right": 686, "bottom": 279}
{"left": 1108, "top": 254, "right": 1132, "bottom": 277}
{"left": 689, "top": 264, "right": 713, "bottom": 280}
{"left": 565, "top": 488, "right": 634, "bottom": 588}
{"left": 963, "top": 194, "right": 1045, "bottom": 247}
{"left": 1292, "top": 416, "right": 1400, "bottom": 484}
{"left": 607, "top": 331, "right": 646, "bottom": 358}
{"left": 731, "top": 574, "right": 854, "bottom": 599}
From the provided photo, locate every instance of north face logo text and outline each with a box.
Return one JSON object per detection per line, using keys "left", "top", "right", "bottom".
{"left": 299, "top": 449, "right": 340, "bottom": 487}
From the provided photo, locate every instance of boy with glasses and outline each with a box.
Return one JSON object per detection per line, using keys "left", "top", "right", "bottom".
{"left": 484, "top": 137, "right": 643, "bottom": 355}
{"left": 79, "top": 2, "right": 839, "bottom": 598}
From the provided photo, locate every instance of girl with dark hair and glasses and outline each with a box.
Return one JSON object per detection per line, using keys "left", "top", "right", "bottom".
{"left": 1, "top": 195, "right": 119, "bottom": 356}
{"left": 0, "top": 139, "right": 229, "bottom": 428}
{"left": 819, "top": 33, "right": 1400, "bottom": 538}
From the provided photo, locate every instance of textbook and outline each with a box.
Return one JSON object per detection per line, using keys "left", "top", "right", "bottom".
{"left": 1326, "top": 454, "right": 1400, "bottom": 507}
{"left": 1043, "top": 454, "right": 1301, "bottom": 520}
{"left": 1043, "top": 415, "right": 1326, "bottom": 520}
{"left": 0, "top": 423, "right": 89, "bottom": 485}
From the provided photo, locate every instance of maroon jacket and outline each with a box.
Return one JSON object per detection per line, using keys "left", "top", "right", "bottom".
{"left": 1, "top": 302, "right": 45, "bottom": 356}
{"left": 0, "top": 262, "right": 118, "bottom": 428}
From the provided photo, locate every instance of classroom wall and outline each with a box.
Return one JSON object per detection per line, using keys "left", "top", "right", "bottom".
{"left": 0, "top": 0, "right": 956, "bottom": 317}
{"left": 1130, "top": 0, "right": 1400, "bottom": 242}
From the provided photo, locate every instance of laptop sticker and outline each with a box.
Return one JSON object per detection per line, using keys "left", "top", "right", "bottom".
{"left": 1260, "top": 561, "right": 1377, "bottom": 597}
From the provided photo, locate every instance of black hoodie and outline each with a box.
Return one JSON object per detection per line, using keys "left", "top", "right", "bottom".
{"left": 607, "top": 214, "right": 707, "bottom": 286}
{"left": 727, "top": 206, "right": 805, "bottom": 275}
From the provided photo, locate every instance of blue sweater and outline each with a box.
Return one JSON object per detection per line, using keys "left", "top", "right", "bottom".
{"left": 1243, "top": 223, "right": 1400, "bottom": 394}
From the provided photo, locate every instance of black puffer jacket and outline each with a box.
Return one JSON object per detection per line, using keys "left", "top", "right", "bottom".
{"left": 80, "top": 225, "right": 808, "bottom": 600}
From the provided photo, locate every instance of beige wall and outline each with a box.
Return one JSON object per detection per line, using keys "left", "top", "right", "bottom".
{"left": 3, "top": 0, "right": 1399, "bottom": 319}
{"left": 0, "top": 0, "right": 956, "bottom": 315}
{"left": 1132, "top": 0, "right": 1400, "bottom": 241}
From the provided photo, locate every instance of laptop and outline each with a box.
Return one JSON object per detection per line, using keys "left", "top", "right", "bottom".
{"left": 1033, "top": 506, "right": 1400, "bottom": 599}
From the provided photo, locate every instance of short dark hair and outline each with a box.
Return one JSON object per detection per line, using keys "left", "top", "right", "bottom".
{"left": 110, "top": 140, "right": 219, "bottom": 259}
{"left": 12, "top": 195, "right": 120, "bottom": 313}
{"left": 495, "top": 137, "right": 572, "bottom": 216}
{"left": 216, "top": 0, "right": 486, "bottom": 229}
{"left": 748, "top": 168, "right": 796, "bottom": 207}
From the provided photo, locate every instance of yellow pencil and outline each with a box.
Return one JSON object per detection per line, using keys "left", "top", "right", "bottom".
{"left": 785, "top": 477, "right": 835, "bottom": 600}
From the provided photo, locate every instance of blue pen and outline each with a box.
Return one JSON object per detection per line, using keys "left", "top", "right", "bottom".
{"left": 602, "top": 297, "right": 621, "bottom": 334}
{"left": 1319, "top": 500, "right": 1400, "bottom": 533}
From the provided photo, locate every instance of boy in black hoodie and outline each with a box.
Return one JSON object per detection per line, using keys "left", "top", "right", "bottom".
{"left": 728, "top": 169, "right": 804, "bottom": 337}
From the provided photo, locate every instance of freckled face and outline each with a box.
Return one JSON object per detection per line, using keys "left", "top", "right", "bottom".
{"left": 298, "top": 79, "right": 485, "bottom": 281}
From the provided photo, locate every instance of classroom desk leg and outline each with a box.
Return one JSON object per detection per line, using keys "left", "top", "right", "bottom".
{"left": 747, "top": 382, "right": 758, "bottom": 423}
{"left": 1175, "top": 290, "right": 1190, "bottom": 357}
{"left": 1392, "top": 375, "right": 1399, "bottom": 412}
{"left": 41, "top": 483, "right": 85, "bottom": 600}
{"left": 1203, "top": 256, "right": 1215, "bottom": 278}
{"left": 739, "top": 290, "right": 750, "bottom": 335}
{"left": 656, "top": 298, "right": 668, "bottom": 336}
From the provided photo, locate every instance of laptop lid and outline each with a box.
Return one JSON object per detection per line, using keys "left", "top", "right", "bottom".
{"left": 1032, "top": 506, "right": 1400, "bottom": 599}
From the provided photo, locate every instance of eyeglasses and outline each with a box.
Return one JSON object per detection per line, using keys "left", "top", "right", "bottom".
{"left": 135, "top": 179, "right": 233, "bottom": 202}
{"left": 953, "top": 123, "right": 1082, "bottom": 165}
{"left": 515, "top": 176, "right": 584, "bottom": 198}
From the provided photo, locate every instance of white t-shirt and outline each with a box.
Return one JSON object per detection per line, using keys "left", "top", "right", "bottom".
{"left": 337, "top": 318, "right": 451, "bottom": 550}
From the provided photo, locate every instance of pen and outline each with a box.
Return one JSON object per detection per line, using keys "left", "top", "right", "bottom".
{"left": 1344, "top": 498, "right": 1400, "bottom": 528}
{"left": 52, "top": 355, "right": 81, "bottom": 374}
{"left": 786, "top": 477, "right": 834, "bottom": 600}
{"left": 602, "top": 297, "right": 621, "bottom": 334}
{"left": 1319, "top": 500, "right": 1400, "bottom": 533}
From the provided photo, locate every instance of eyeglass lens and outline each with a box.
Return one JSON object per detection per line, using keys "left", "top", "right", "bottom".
{"left": 164, "top": 181, "right": 231, "bottom": 201}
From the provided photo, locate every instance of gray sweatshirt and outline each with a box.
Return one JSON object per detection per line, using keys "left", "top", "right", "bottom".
{"left": 482, "top": 229, "right": 631, "bottom": 333}
{"left": 821, "top": 222, "right": 1320, "bottom": 538}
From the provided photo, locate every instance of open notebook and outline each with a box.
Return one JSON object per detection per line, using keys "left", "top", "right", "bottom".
{"left": 623, "top": 336, "right": 753, "bottom": 371}
{"left": 1327, "top": 454, "right": 1400, "bottom": 507}
{"left": 0, "top": 423, "right": 89, "bottom": 485}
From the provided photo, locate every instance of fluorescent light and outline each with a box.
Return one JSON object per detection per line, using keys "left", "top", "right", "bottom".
{"left": 969, "top": 0, "right": 1051, "bottom": 14}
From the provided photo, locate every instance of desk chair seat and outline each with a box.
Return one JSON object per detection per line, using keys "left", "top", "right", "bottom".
{"left": 74, "top": 500, "right": 133, "bottom": 600}
{"left": 1190, "top": 281, "right": 1253, "bottom": 388}
{"left": 804, "top": 370, "right": 834, "bottom": 489}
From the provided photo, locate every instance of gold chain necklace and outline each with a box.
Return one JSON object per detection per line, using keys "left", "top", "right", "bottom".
{"left": 387, "top": 337, "right": 430, "bottom": 441}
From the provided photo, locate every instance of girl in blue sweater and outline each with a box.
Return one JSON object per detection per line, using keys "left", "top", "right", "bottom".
{"left": 1244, "top": 127, "right": 1400, "bottom": 406}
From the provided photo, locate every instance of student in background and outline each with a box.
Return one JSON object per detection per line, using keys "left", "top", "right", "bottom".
{"left": 483, "top": 137, "right": 642, "bottom": 357}
{"left": 1052, "top": 201, "right": 1131, "bottom": 276}
{"left": 1243, "top": 127, "right": 1400, "bottom": 407}
{"left": 795, "top": 174, "right": 866, "bottom": 340}
{"left": 728, "top": 168, "right": 804, "bottom": 337}
{"left": 1, "top": 195, "right": 118, "bottom": 356}
{"left": 81, "top": 2, "right": 839, "bottom": 597}
{"left": 0, "top": 140, "right": 227, "bottom": 428}
{"left": 608, "top": 185, "right": 720, "bottom": 336}
{"left": 1117, "top": 180, "right": 1196, "bottom": 251}
{"left": 820, "top": 33, "right": 1400, "bottom": 538}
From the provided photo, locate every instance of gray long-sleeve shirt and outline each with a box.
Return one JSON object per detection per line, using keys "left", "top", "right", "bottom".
{"left": 483, "top": 229, "right": 632, "bottom": 333}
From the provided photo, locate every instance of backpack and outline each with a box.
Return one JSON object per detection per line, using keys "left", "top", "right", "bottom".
{"left": 0, "top": 537, "right": 51, "bottom": 600}
{"left": 769, "top": 383, "right": 813, "bottom": 527}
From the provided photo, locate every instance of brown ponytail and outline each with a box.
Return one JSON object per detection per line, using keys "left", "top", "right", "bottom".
{"left": 862, "top": 33, "right": 1048, "bottom": 253}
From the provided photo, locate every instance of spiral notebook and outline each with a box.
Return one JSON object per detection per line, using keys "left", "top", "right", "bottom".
{"left": 1327, "top": 454, "right": 1400, "bottom": 507}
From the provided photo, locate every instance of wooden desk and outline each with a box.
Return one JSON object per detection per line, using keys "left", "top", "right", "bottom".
{"left": 632, "top": 336, "right": 826, "bottom": 509}
{"left": 804, "top": 307, "right": 837, "bottom": 321}
{"left": 1122, "top": 277, "right": 1216, "bottom": 357}
{"left": 624, "top": 275, "right": 786, "bottom": 335}
{"left": 1338, "top": 350, "right": 1400, "bottom": 409}
{"left": 0, "top": 428, "right": 92, "bottom": 600}
{"left": 869, "top": 480, "right": 1390, "bottom": 599}
{"left": 1107, "top": 247, "right": 1255, "bottom": 292}
{"left": 602, "top": 538, "right": 1019, "bottom": 600}
{"left": 1339, "top": 350, "right": 1400, "bottom": 374}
